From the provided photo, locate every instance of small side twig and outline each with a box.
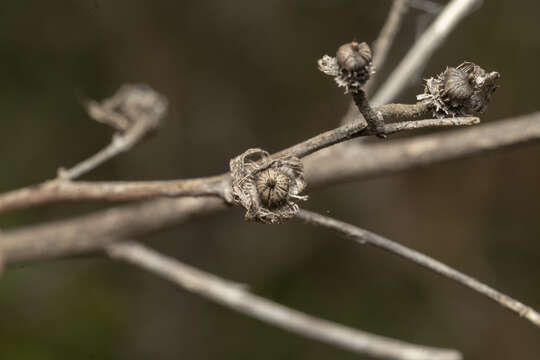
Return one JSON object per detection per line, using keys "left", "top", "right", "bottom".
{"left": 61, "top": 84, "right": 167, "bottom": 180}
{"left": 297, "top": 209, "right": 540, "bottom": 328}
{"left": 106, "top": 241, "right": 462, "bottom": 360}
{"left": 59, "top": 122, "right": 153, "bottom": 181}
{"left": 352, "top": 90, "right": 386, "bottom": 137}
{"left": 274, "top": 102, "right": 451, "bottom": 159}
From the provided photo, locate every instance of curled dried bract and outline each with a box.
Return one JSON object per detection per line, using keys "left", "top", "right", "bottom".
{"left": 318, "top": 41, "right": 374, "bottom": 93}
{"left": 85, "top": 84, "right": 168, "bottom": 134}
{"left": 230, "top": 149, "right": 307, "bottom": 224}
{"left": 417, "top": 62, "right": 500, "bottom": 118}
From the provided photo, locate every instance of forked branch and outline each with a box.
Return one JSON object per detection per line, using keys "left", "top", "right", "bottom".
{"left": 0, "top": 101, "right": 475, "bottom": 214}
{"left": 1, "top": 113, "right": 539, "bottom": 265}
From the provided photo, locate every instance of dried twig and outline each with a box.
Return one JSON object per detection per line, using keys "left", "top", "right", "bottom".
{"left": 1, "top": 112, "right": 539, "bottom": 265}
{"left": 365, "top": 0, "right": 409, "bottom": 95}
{"left": 372, "top": 0, "right": 482, "bottom": 106}
{"left": 0, "top": 84, "right": 168, "bottom": 213}
{"left": 352, "top": 90, "right": 386, "bottom": 136}
{"left": 297, "top": 209, "right": 540, "bottom": 328}
{"left": 106, "top": 241, "right": 462, "bottom": 360}
{"left": 306, "top": 111, "right": 540, "bottom": 188}
{"left": 58, "top": 119, "right": 155, "bottom": 180}
{"left": 0, "top": 176, "right": 228, "bottom": 214}
{"left": 0, "top": 102, "right": 471, "bottom": 214}
{"left": 61, "top": 84, "right": 167, "bottom": 180}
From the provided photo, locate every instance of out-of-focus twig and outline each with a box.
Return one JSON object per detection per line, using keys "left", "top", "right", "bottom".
{"left": 61, "top": 84, "right": 167, "bottom": 180}
{"left": 408, "top": 0, "right": 443, "bottom": 14}
{"left": 106, "top": 241, "right": 462, "bottom": 360}
{"left": 297, "top": 209, "right": 540, "bottom": 328}
{"left": 0, "top": 197, "right": 228, "bottom": 264}
{"left": 0, "top": 251, "right": 4, "bottom": 277}
{"left": 372, "top": 0, "right": 482, "bottom": 107}
{"left": 365, "top": 0, "right": 409, "bottom": 95}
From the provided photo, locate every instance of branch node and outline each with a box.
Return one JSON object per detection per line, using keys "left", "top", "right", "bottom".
{"left": 352, "top": 90, "right": 386, "bottom": 138}
{"left": 229, "top": 149, "right": 307, "bottom": 224}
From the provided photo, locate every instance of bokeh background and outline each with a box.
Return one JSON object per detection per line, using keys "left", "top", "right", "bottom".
{"left": 0, "top": 1, "right": 539, "bottom": 359}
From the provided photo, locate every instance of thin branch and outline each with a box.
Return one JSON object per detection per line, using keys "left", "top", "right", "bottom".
{"left": 0, "top": 251, "right": 4, "bottom": 277}
{"left": 0, "top": 84, "right": 167, "bottom": 213}
{"left": 0, "top": 176, "right": 228, "bottom": 214}
{"left": 365, "top": 0, "right": 409, "bottom": 95}
{"left": 1, "top": 112, "right": 539, "bottom": 265}
{"left": 306, "top": 111, "right": 540, "bottom": 188}
{"left": 370, "top": 116, "right": 479, "bottom": 136}
{"left": 296, "top": 209, "right": 540, "bottom": 328}
{"left": 352, "top": 90, "right": 386, "bottom": 136}
{"left": 59, "top": 121, "right": 154, "bottom": 181}
{"left": 106, "top": 241, "right": 462, "bottom": 360}
{"left": 62, "top": 84, "right": 167, "bottom": 180}
{"left": 270, "top": 102, "right": 437, "bottom": 159}
{"left": 0, "top": 197, "right": 228, "bottom": 264}
{"left": 372, "top": 0, "right": 482, "bottom": 107}
{"left": 408, "top": 0, "right": 444, "bottom": 14}
{"left": 0, "top": 102, "right": 468, "bottom": 214}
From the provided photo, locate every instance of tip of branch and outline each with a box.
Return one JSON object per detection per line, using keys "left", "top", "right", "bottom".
{"left": 84, "top": 84, "right": 168, "bottom": 135}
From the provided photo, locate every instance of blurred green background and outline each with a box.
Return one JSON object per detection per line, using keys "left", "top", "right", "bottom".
{"left": 0, "top": 1, "right": 539, "bottom": 359}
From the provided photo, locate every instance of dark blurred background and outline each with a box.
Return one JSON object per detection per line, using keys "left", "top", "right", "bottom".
{"left": 0, "top": 1, "right": 539, "bottom": 359}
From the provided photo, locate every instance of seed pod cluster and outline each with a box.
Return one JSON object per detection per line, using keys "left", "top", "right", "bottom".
{"left": 318, "top": 41, "right": 374, "bottom": 93}
{"left": 417, "top": 62, "right": 500, "bottom": 118}
{"left": 230, "top": 148, "right": 307, "bottom": 224}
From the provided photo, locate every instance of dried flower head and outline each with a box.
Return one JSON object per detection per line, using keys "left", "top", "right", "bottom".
{"left": 318, "top": 41, "right": 374, "bottom": 93}
{"left": 230, "top": 148, "right": 307, "bottom": 224}
{"left": 85, "top": 84, "right": 168, "bottom": 134}
{"left": 417, "top": 62, "right": 500, "bottom": 118}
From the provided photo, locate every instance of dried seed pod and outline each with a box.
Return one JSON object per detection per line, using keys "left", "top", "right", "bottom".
{"left": 442, "top": 67, "right": 474, "bottom": 104}
{"left": 230, "top": 149, "right": 307, "bottom": 224}
{"left": 417, "top": 62, "right": 500, "bottom": 118}
{"left": 318, "top": 41, "right": 374, "bottom": 93}
{"left": 256, "top": 168, "right": 290, "bottom": 209}
{"left": 336, "top": 41, "right": 372, "bottom": 72}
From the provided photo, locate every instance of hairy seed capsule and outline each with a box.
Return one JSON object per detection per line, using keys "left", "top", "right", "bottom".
{"left": 442, "top": 67, "right": 474, "bottom": 103}
{"left": 256, "top": 168, "right": 290, "bottom": 209}
{"left": 336, "top": 41, "right": 372, "bottom": 72}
